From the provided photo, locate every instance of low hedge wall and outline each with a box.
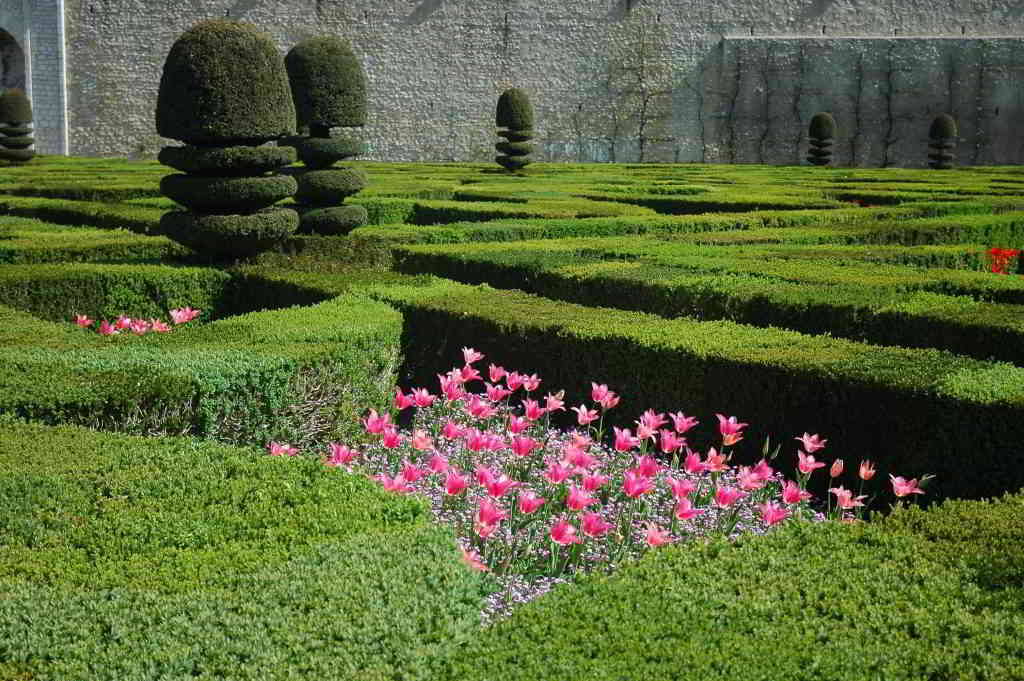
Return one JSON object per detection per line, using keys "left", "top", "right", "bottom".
{"left": 0, "top": 195, "right": 163, "bottom": 234}
{"left": 0, "top": 286, "right": 399, "bottom": 447}
{"left": 0, "top": 217, "right": 190, "bottom": 263}
{"left": 0, "top": 420, "right": 487, "bottom": 680}
{"left": 441, "top": 501, "right": 1024, "bottom": 680}
{"left": 576, "top": 189, "right": 846, "bottom": 213}
{"left": 393, "top": 245, "right": 1024, "bottom": 365}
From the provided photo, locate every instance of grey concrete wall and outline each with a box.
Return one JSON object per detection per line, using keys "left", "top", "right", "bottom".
{"left": 46, "top": 0, "right": 1024, "bottom": 164}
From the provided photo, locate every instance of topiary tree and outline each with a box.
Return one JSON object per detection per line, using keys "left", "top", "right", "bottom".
{"left": 283, "top": 35, "right": 369, "bottom": 235}
{"left": 928, "top": 114, "right": 957, "bottom": 170}
{"left": 806, "top": 112, "right": 836, "bottom": 167}
{"left": 0, "top": 88, "right": 35, "bottom": 163}
{"left": 495, "top": 88, "right": 534, "bottom": 172}
{"left": 155, "top": 20, "right": 298, "bottom": 259}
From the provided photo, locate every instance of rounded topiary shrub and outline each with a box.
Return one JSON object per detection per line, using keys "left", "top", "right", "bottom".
{"left": 293, "top": 135, "right": 365, "bottom": 169}
{"left": 806, "top": 112, "right": 836, "bottom": 166}
{"left": 495, "top": 87, "right": 534, "bottom": 172}
{"left": 0, "top": 89, "right": 34, "bottom": 163}
{"left": 159, "top": 208, "right": 299, "bottom": 258}
{"left": 156, "top": 20, "right": 296, "bottom": 145}
{"left": 0, "top": 88, "right": 32, "bottom": 124}
{"left": 294, "top": 168, "right": 368, "bottom": 205}
{"left": 285, "top": 36, "right": 367, "bottom": 134}
{"left": 161, "top": 173, "right": 298, "bottom": 213}
{"left": 158, "top": 144, "right": 296, "bottom": 176}
{"left": 928, "top": 113, "right": 957, "bottom": 170}
{"left": 297, "top": 204, "right": 369, "bottom": 235}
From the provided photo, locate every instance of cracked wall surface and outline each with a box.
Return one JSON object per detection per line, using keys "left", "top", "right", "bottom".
{"left": 14, "top": 0, "right": 1024, "bottom": 164}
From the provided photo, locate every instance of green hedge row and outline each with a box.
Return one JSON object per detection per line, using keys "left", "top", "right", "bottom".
{"left": 393, "top": 244, "right": 1024, "bottom": 365}
{"left": 0, "top": 181, "right": 162, "bottom": 202}
{"left": 0, "top": 217, "right": 190, "bottom": 263}
{"left": 0, "top": 283, "right": 398, "bottom": 447}
{"left": 0, "top": 195, "right": 163, "bottom": 234}
{"left": 441, "top": 497, "right": 1024, "bottom": 680}
{"left": 576, "top": 189, "right": 846, "bottom": 214}
{"left": 0, "top": 420, "right": 488, "bottom": 681}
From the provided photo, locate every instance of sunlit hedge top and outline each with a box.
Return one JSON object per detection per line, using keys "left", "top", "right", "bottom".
{"left": 0, "top": 88, "right": 32, "bottom": 124}
{"left": 156, "top": 20, "right": 295, "bottom": 145}
{"left": 496, "top": 88, "right": 534, "bottom": 130}
{"left": 285, "top": 36, "right": 367, "bottom": 130}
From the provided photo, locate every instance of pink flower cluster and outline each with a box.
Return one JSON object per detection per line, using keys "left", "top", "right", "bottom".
{"left": 270, "top": 347, "right": 932, "bottom": 580}
{"left": 73, "top": 307, "right": 201, "bottom": 336}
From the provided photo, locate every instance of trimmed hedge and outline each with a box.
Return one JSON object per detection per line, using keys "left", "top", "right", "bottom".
{"left": 158, "top": 144, "right": 296, "bottom": 176}
{"left": 293, "top": 135, "right": 365, "bottom": 168}
{"left": 294, "top": 167, "right": 368, "bottom": 204}
{"left": 285, "top": 35, "right": 367, "bottom": 130}
{"left": 0, "top": 421, "right": 488, "bottom": 680}
{"left": 161, "top": 173, "right": 297, "bottom": 213}
{"left": 298, "top": 204, "right": 369, "bottom": 235}
{"left": 441, "top": 517, "right": 1024, "bottom": 680}
{"left": 158, "top": 207, "right": 299, "bottom": 258}
{"left": 0, "top": 218, "right": 190, "bottom": 264}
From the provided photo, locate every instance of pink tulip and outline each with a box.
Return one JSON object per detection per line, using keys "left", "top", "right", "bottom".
{"left": 623, "top": 470, "right": 654, "bottom": 498}
{"left": 510, "top": 435, "right": 539, "bottom": 458}
{"left": 797, "top": 451, "right": 827, "bottom": 475}
{"left": 633, "top": 455, "right": 661, "bottom": 478}
{"left": 518, "top": 490, "right": 546, "bottom": 514}
{"left": 591, "top": 382, "right": 611, "bottom": 403}
{"left": 441, "top": 420, "right": 464, "bottom": 439}
{"left": 129, "top": 319, "right": 150, "bottom": 335}
{"left": 829, "top": 485, "right": 867, "bottom": 509}
{"left": 149, "top": 319, "right": 172, "bottom": 333}
{"left": 716, "top": 414, "right": 748, "bottom": 446}
{"left": 751, "top": 458, "right": 774, "bottom": 481}
{"left": 444, "top": 470, "right": 468, "bottom": 496}
{"left": 521, "top": 373, "right": 541, "bottom": 392}
{"left": 665, "top": 476, "right": 697, "bottom": 500}
{"left": 363, "top": 409, "right": 392, "bottom": 435}
{"left": 380, "top": 427, "right": 402, "bottom": 449}
{"left": 890, "top": 475, "right": 925, "bottom": 497}
{"left": 488, "top": 363, "right": 506, "bottom": 383}
{"left": 597, "top": 391, "right": 620, "bottom": 410}
{"left": 675, "top": 496, "right": 706, "bottom": 521}
{"left": 645, "top": 523, "right": 672, "bottom": 547}
{"left": 638, "top": 409, "right": 668, "bottom": 431}
{"left": 563, "top": 446, "right": 596, "bottom": 470}
{"left": 438, "top": 372, "right": 464, "bottom": 402}
{"left": 97, "top": 320, "right": 118, "bottom": 336}
{"left": 781, "top": 480, "right": 813, "bottom": 504}
{"left": 550, "top": 517, "right": 582, "bottom": 545}
{"left": 736, "top": 466, "right": 765, "bottom": 491}
{"left": 476, "top": 497, "right": 507, "bottom": 526}
{"left": 505, "top": 371, "right": 525, "bottom": 391}
{"left": 374, "top": 473, "right": 413, "bottom": 494}
{"left": 830, "top": 459, "right": 844, "bottom": 478}
{"left": 582, "top": 472, "right": 610, "bottom": 492}
{"left": 543, "top": 460, "right": 573, "bottom": 485}
{"left": 410, "top": 429, "right": 433, "bottom": 451}
{"left": 571, "top": 404, "right": 599, "bottom": 425}
{"left": 669, "top": 411, "right": 699, "bottom": 434}
{"left": 659, "top": 429, "right": 685, "bottom": 454}
{"left": 394, "top": 388, "right": 416, "bottom": 410}
{"left": 505, "top": 415, "right": 529, "bottom": 434}
{"left": 267, "top": 442, "right": 298, "bottom": 457}
{"left": 475, "top": 521, "right": 499, "bottom": 539}
{"left": 859, "top": 460, "right": 877, "bottom": 481}
{"left": 410, "top": 387, "right": 436, "bottom": 408}
{"left": 714, "top": 486, "right": 745, "bottom": 508}
{"left": 485, "top": 382, "right": 511, "bottom": 402}
{"left": 703, "top": 448, "right": 729, "bottom": 473}
{"left": 683, "top": 450, "right": 708, "bottom": 475}
{"left": 462, "top": 347, "right": 484, "bottom": 364}
{"left": 635, "top": 422, "right": 657, "bottom": 441}
{"left": 401, "top": 461, "right": 427, "bottom": 483}
{"left": 474, "top": 464, "right": 497, "bottom": 487}
{"left": 326, "top": 442, "right": 357, "bottom": 468}
{"left": 582, "top": 511, "right": 613, "bottom": 538}
{"left": 613, "top": 426, "right": 640, "bottom": 452}
{"left": 428, "top": 453, "right": 449, "bottom": 474}
{"left": 522, "top": 398, "right": 546, "bottom": 421}
{"left": 114, "top": 315, "right": 133, "bottom": 330}
{"left": 795, "top": 432, "right": 827, "bottom": 453}
{"left": 485, "top": 474, "right": 520, "bottom": 498}
{"left": 465, "top": 395, "right": 498, "bottom": 420}
{"left": 544, "top": 390, "right": 566, "bottom": 413}
{"left": 566, "top": 485, "right": 598, "bottom": 511}
{"left": 169, "top": 307, "right": 200, "bottom": 324}
{"left": 74, "top": 314, "right": 93, "bottom": 328}
{"left": 757, "top": 501, "right": 790, "bottom": 526}
{"left": 466, "top": 428, "right": 490, "bottom": 452}
{"left": 459, "top": 545, "right": 489, "bottom": 572}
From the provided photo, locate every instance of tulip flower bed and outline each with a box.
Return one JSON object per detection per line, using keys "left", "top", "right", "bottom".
{"left": 278, "top": 348, "right": 924, "bottom": 622}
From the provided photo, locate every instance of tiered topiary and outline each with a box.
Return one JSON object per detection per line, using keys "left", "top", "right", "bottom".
{"left": 495, "top": 87, "right": 534, "bottom": 172}
{"left": 0, "top": 88, "right": 35, "bottom": 163}
{"left": 283, "top": 36, "right": 369, "bottom": 236}
{"left": 155, "top": 20, "right": 299, "bottom": 259}
{"left": 928, "top": 113, "right": 958, "bottom": 170}
{"left": 806, "top": 112, "right": 836, "bottom": 167}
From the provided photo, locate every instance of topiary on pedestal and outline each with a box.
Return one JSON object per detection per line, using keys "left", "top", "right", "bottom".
{"left": 0, "top": 88, "right": 35, "bottom": 163}
{"left": 155, "top": 20, "right": 298, "bottom": 259}
{"left": 283, "top": 35, "right": 369, "bottom": 236}
{"left": 806, "top": 112, "right": 836, "bottom": 167}
{"left": 928, "top": 114, "right": 957, "bottom": 170}
{"left": 495, "top": 88, "right": 534, "bottom": 172}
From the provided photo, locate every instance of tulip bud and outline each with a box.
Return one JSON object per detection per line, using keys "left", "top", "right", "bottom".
{"left": 859, "top": 459, "right": 876, "bottom": 481}
{"left": 830, "top": 459, "right": 844, "bottom": 478}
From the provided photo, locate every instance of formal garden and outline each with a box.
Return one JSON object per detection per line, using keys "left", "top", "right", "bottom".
{"left": 0, "top": 18, "right": 1022, "bottom": 681}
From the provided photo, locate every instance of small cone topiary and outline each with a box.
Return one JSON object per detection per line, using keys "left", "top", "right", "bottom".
{"left": 283, "top": 35, "right": 369, "bottom": 235}
{"left": 0, "top": 88, "right": 35, "bottom": 163}
{"left": 495, "top": 88, "right": 534, "bottom": 172}
{"left": 928, "top": 113, "right": 957, "bottom": 170}
{"left": 806, "top": 112, "right": 836, "bottom": 167}
{"left": 155, "top": 20, "right": 298, "bottom": 260}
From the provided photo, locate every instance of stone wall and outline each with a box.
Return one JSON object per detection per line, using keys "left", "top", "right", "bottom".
{"left": 33, "top": 0, "right": 1024, "bottom": 164}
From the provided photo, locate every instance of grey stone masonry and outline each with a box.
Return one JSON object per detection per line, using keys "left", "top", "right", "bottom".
{"left": 8, "top": 0, "right": 1024, "bottom": 164}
